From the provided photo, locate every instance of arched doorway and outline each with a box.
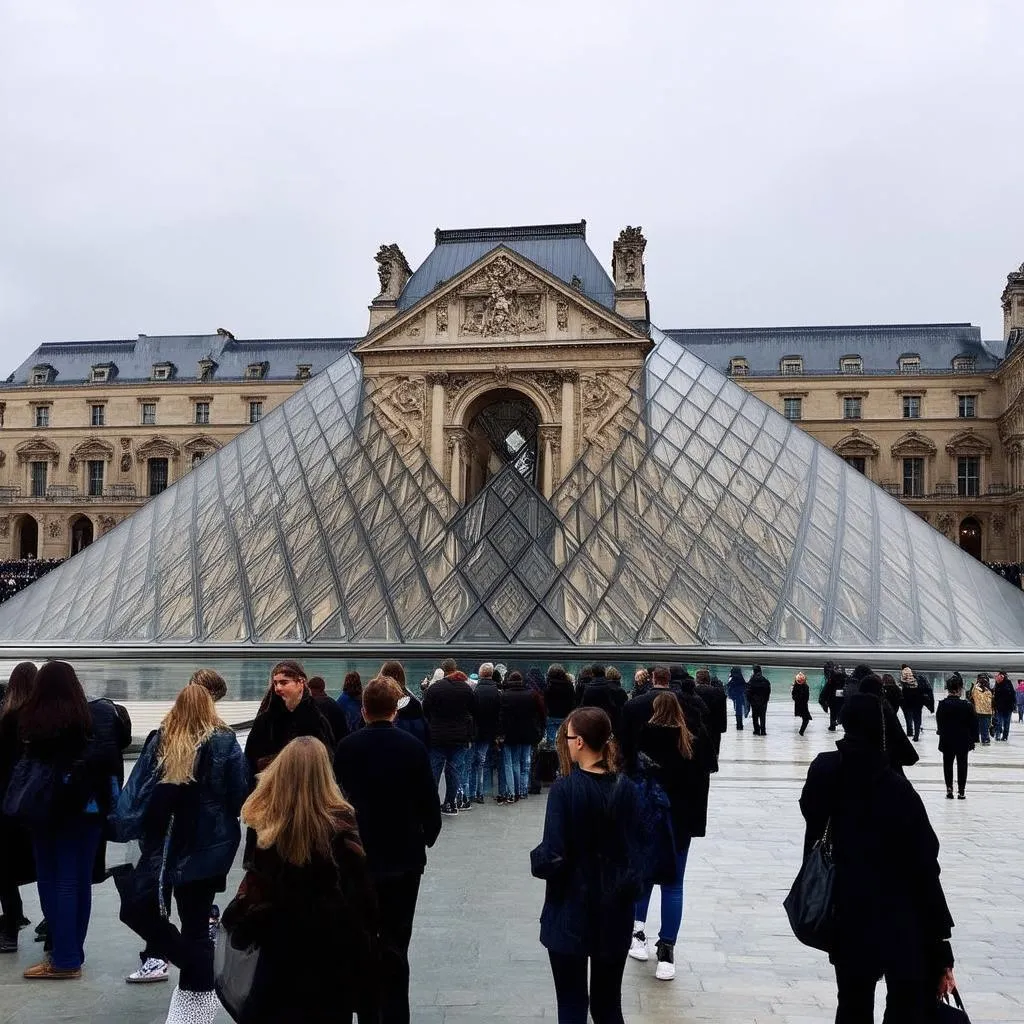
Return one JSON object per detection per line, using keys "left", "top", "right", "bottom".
{"left": 15, "top": 515, "right": 38, "bottom": 559}
{"left": 70, "top": 515, "right": 94, "bottom": 555}
{"left": 464, "top": 390, "right": 542, "bottom": 502}
{"left": 959, "top": 516, "right": 982, "bottom": 560}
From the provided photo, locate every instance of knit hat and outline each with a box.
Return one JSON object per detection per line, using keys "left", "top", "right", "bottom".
{"left": 900, "top": 667, "right": 915, "bottom": 683}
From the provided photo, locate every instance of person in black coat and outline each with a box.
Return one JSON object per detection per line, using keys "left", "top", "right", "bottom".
{"left": 498, "top": 672, "right": 546, "bottom": 803}
{"left": 791, "top": 672, "right": 812, "bottom": 736}
{"left": 579, "top": 665, "right": 627, "bottom": 735}
{"left": 468, "top": 668, "right": 501, "bottom": 803}
{"left": 936, "top": 676, "right": 978, "bottom": 799}
{"left": 745, "top": 665, "right": 771, "bottom": 736}
{"left": 854, "top": 674, "right": 920, "bottom": 778}
{"left": 992, "top": 670, "right": 1016, "bottom": 741}
{"left": 544, "top": 665, "right": 577, "bottom": 738}
{"left": 335, "top": 677, "right": 442, "bottom": 1024}
{"left": 421, "top": 670, "right": 477, "bottom": 814}
{"left": 880, "top": 674, "right": 903, "bottom": 716}
{"left": 819, "top": 663, "right": 846, "bottom": 732}
{"left": 379, "top": 660, "right": 429, "bottom": 749}
{"left": 694, "top": 670, "right": 727, "bottom": 757}
{"left": 306, "top": 675, "right": 349, "bottom": 749}
{"left": 800, "top": 693, "right": 956, "bottom": 1021}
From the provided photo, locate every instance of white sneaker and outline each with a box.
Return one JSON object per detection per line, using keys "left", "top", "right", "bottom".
{"left": 628, "top": 931, "right": 649, "bottom": 961}
{"left": 126, "top": 957, "right": 169, "bottom": 983}
{"left": 655, "top": 940, "right": 676, "bottom": 980}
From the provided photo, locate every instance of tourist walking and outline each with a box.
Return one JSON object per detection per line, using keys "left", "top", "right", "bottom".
{"left": 113, "top": 684, "right": 249, "bottom": 1023}
{"left": 900, "top": 666, "right": 925, "bottom": 740}
{"left": 9, "top": 662, "right": 120, "bottom": 979}
{"left": 226, "top": 737, "right": 380, "bottom": 1023}
{"left": 0, "top": 662, "right": 38, "bottom": 953}
{"left": 337, "top": 671, "right": 365, "bottom": 735}
{"left": 422, "top": 668, "right": 476, "bottom": 814}
{"left": 799, "top": 692, "right": 956, "bottom": 1020}
{"left": 334, "top": 676, "right": 441, "bottom": 1024}
{"left": 992, "top": 670, "right": 1016, "bottom": 741}
{"left": 531, "top": 708, "right": 643, "bottom": 1024}
{"left": 791, "top": 672, "right": 812, "bottom": 736}
{"left": 879, "top": 673, "right": 903, "bottom": 716}
{"left": 820, "top": 663, "right": 846, "bottom": 732}
{"left": 1017, "top": 679, "right": 1024, "bottom": 723}
{"left": 726, "top": 667, "right": 747, "bottom": 730}
{"left": 629, "top": 693, "right": 716, "bottom": 981}
{"left": 694, "top": 669, "right": 727, "bottom": 757}
{"left": 468, "top": 665, "right": 500, "bottom": 803}
{"left": 307, "top": 675, "right": 349, "bottom": 747}
{"left": 936, "top": 676, "right": 978, "bottom": 800}
{"left": 746, "top": 665, "right": 771, "bottom": 736}
{"left": 499, "top": 671, "right": 546, "bottom": 803}
{"left": 969, "top": 674, "right": 993, "bottom": 745}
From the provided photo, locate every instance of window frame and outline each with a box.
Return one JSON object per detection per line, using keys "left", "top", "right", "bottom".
{"left": 248, "top": 401, "right": 263, "bottom": 424}
{"left": 87, "top": 459, "right": 104, "bottom": 497}
{"left": 782, "top": 397, "right": 802, "bottom": 422}
{"left": 779, "top": 357, "right": 803, "bottom": 376}
{"left": 30, "top": 460, "right": 48, "bottom": 498}
{"left": 902, "top": 457, "right": 925, "bottom": 498}
{"left": 194, "top": 401, "right": 211, "bottom": 426}
{"left": 840, "top": 356, "right": 864, "bottom": 375}
{"left": 34, "top": 405, "right": 50, "bottom": 428}
{"left": 141, "top": 402, "right": 157, "bottom": 426}
{"left": 957, "top": 394, "right": 977, "bottom": 419}
{"left": 90, "top": 404, "right": 105, "bottom": 427}
{"left": 842, "top": 396, "right": 863, "bottom": 420}
{"left": 844, "top": 456, "right": 866, "bottom": 474}
{"left": 148, "top": 457, "right": 169, "bottom": 497}
{"left": 957, "top": 455, "right": 981, "bottom": 497}
{"left": 952, "top": 355, "right": 976, "bottom": 373}
{"left": 902, "top": 395, "right": 921, "bottom": 420}
{"left": 898, "top": 356, "right": 921, "bottom": 374}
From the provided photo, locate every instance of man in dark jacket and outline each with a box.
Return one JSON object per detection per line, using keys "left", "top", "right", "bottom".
{"left": 497, "top": 672, "right": 545, "bottom": 803}
{"left": 468, "top": 665, "right": 501, "bottom": 804}
{"left": 621, "top": 667, "right": 711, "bottom": 772}
{"left": 820, "top": 664, "right": 846, "bottom": 732}
{"left": 579, "top": 664, "right": 627, "bottom": 735}
{"left": 726, "top": 667, "right": 747, "bottom": 730}
{"left": 936, "top": 676, "right": 978, "bottom": 798}
{"left": 306, "top": 675, "right": 349, "bottom": 749}
{"left": 695, "top": 670, "right": 727, "bottom": 757}
{"left": 335, "top": 677, "right": 441, "bottom": 1024}
{"left": 421, "top": 670, "right": 476, "bottom": 815}
{"left": 800, "top": 693, "right": 955, "bottom": 1019}
{"left": 992, "top": 670, "right": 1016, "bottom": 741}
{"left": 745, "top": 665, "right": 771, "bottom": 736}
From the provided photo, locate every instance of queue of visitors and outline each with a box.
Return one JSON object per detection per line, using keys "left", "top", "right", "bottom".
{"left": 0, "top": 653, "right": 997, "bottom": 1022}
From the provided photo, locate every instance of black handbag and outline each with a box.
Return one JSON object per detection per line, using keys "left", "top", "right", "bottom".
{"left": 935, "top": 987, "right": 971, "bottom": 1022}
{"left": 783, "top": 819, "right": 836, "bottom": 952}
{"left": 3, "top": 757, "right": 60, "bottom": 825}
{"left": 214, "top": 924, "right": 262, "bottom": 1023}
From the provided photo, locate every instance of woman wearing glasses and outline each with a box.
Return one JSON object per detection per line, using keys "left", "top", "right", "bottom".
{"left": 530, "top": 707, "right": 642, "bottom": 1024}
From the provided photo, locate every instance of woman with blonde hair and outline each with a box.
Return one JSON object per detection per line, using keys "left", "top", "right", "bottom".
{"left": 629, "top": 692, "right": 717, "bottom": 981}
{"left": 221, "top": 736, "right": 379, "bottom": 1022}
{"left": 114, "top": 683, "right": 249, "bottom": 1023}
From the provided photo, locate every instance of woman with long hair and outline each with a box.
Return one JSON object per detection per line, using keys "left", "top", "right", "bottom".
{"left": 13, "top": 661, "right": 113, "bottom": 979}
{"left": 223, "top": 736, "right": 379, "bottom": 1022}
{"left": 114, "top": 683, "right": 248, "bottom": 1023}
{"left": 628, "top": 692, "right": 716, "bottom": 981}
{"left": 531, "top": 707, "right": 643, "bottom": 1024}
{"left": 380, "top": 659, "right": 429, "bottom": 747}
{"left": 338, "top": 671, "right": 365, "bottom": 735}
{"left": 0, "top": 662, "right": 38, "bottom": 952}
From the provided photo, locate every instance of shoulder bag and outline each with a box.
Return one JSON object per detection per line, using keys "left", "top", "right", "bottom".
{"left": 783, "top": 817, "right": 836, "bottom": 952}
{"left": 935, "top": 987, "right": 971, "bottom": 1023}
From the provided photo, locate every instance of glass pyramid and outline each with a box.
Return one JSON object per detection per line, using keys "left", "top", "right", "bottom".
{"left": 2, "top": 329, "right": 1023, "bottom": 650}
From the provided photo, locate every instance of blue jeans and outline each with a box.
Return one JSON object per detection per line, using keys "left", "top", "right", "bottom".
{"left": 903, "top": 706, "right": 922, "bottom": 739}
{"left": 634, "top": 841, "right": 691, "bottom": 944}
{"left": 994, "top": 711, "right": 1011, "bottom": 740}
{"left": 467, "top": 740, "right": 494, "bottom": 799}
{"left": 546, "top": 717, "right": 565, "bottom": 744}
{"left": 429, "top": 744, "right": 469, "bottom": 805}
{"left": 32, "top": 817, "right": 103, "bottom": 970}
{"left": 978, "top": 715, "right": 992, "bottom": 743}
{"left": 502, "top": 744, "right": 532, "bottom": 798}
{"left": 730, "top": 696, "right": 745, "bottom": 728}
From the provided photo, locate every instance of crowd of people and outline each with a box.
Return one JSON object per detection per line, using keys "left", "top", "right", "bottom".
{"left": 0, "top": 558, "right": 63, "bottom": 604}
{"left": 0, "top": 654, "right": 1001, "bottom": 1022}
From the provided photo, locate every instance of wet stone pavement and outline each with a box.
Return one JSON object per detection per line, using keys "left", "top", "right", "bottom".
{"left": 1, "top": 703, "right": 1023, "bottom": 1023}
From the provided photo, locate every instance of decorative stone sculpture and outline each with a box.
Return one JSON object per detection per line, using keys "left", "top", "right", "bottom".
{"left": 461, "top": 256, "right": 545, "bottom": 337}
{"left": 374, "top": 244, "right": 413, "bottom": 302}
{"left": 612, "top": 226, "right": 647, "bottom": 291}
{"left": 372, "top": 376, "right": 425, "bottom": 448}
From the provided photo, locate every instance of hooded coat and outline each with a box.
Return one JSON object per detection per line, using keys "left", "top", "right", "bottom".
{"left": 726, "top": 667, "right": 746, "bottom": 702}
{"left": 244, "top": 691, "right": 335, "bottom": 777}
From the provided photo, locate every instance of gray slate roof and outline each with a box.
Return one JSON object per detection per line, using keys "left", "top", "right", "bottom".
{"left": 5, "top": 334, "right": 358, "bottom": 387}
{"left": 396, "top": 221, "right": 616, "bottom": 311}
{"left": 665, "top": 323, "right": 1004, "bottom": 376}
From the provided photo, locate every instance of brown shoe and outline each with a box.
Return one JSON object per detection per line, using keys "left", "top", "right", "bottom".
{"left": 23, "top": 960, "right": 81, "bottom": 980}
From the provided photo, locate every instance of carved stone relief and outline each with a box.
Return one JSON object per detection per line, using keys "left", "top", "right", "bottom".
{"left": 460, "top": 256, "right": 545, "bottom": 337}
{"left": 0, "top": 516, "right": 9, "bottom": 538}
{"left": 612, "top": 226, "right": 647, "bottom": 291}
{"left": 48, "top": 519, "right": 62, "bottom": 538}
{"left": 99, "top": 515, "right": 117, "bottom": 533}
{"left": 581, "top": 372, "right": 635, "bottom": 450}
{"left": 936, "top": 512, "right": 956, "bottom": 534}
{"left": 68, "top": 456, "right": 78, "bottom": 473}
{"left": 579, "top": 312, "right": 605, "bottom": 337}
{"left": 373, "top": 244, "right": 412, "bottom": 302}
{"left": 371, "top": 376, "right": 425, "bottom": 449}
{"left": 556, "top": 299, "right": 568, "bottom": 331}
{"left": 435, "top": 301, "right": 449, "bottom": 334}
{"left": 993, "top": 514, "right": 1007, "bottom": 535}
{"left": 521, "top": 371, "right": 563, "bottom": 407}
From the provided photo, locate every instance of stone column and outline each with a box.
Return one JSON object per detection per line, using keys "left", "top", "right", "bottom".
{"left": 558, "top": 369, "right": 578, "bottom": 481}
{"left": 446, "top": 427, "right": 471, "bottom": 504}
{"left": 538, "top": 425, "right": 560, "bottom": 500}
{"left": 426, "top": 372, "right": 449, "bottom": 474}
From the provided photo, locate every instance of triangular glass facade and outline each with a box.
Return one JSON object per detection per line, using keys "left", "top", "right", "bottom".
{"left": 2, "top": 329, "right": 1023, "bottom": 650}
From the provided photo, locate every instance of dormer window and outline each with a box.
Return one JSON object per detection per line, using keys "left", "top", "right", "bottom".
{"left": 898, "top": 354, "right": 921, "bottom": 374}
{"left": 952, "top": 355, "right": 976, "bottom": 373}
{"left": 728, "top": 357, "right": 749, "bottom": 376}
{"left": 151, "top": 362, "right": 175, "bottom": 381}
{"left": 840, "top": 356, "right": 863, "bottom": 375}
{"left": 197, "top": 358, "right": 217, "bottom": 382}
{"left": 90, "top": 363, "right": 114, "bottom": 383}
{"left": 296, "top": 364, "right": 312, "bottom": 380}
{"left": 30, "top": 364, "right": 55, "bottom": 386}
{"left": 245, "top": 362, "right": 268, "bottom": 380}
{"left": 780, "top": 357, "right": 803, "bottom": 376}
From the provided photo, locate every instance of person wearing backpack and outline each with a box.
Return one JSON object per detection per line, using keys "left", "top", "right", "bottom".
{"left": 530, "top": 708, "right": 642, "bottom": 1024}
{"left": 628, "top": 693, "right": 718, "bottom": 981}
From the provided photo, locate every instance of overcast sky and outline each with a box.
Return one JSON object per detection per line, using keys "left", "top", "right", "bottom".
{"left": 1, "top": 1, "right": 1021, "bottom": 374}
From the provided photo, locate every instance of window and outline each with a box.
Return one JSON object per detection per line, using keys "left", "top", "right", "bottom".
{"left": 245, "top": 363, "right": 266, "bottom": 380}
{"left": 30, "top": 461, "right": 47, "bottom": 498}
{"left": 958, "top": 395, "right": 976, "bottom": 419}
{"left": 296, "top": 364, "right": 312, "bottom": 380}
{"left": 87, "top": 460, "right": 104, "bottom": 497}
{"left": 952, "top": 356, "right": 976, "bottom": 373}
{"left": 151, "top": 363, "right": 172, "bottom": 380}
{"left": 90, "top": 366, "right": 110, "bottom": 382}
{"left": 842, "top": 397, "right": 862, "bottom": 420}
{"left": 780, "top": 357, "right": 803, "bottom": 376}
{"left": 899, "top": 356, "right": 921, "bottom": 374}
{"left": 902, "top": 396, "right": 921, "bottom": 419}
{"left": 148, "top": 458, "right": 169, "bottom": 496}
{"left": 902, "top": 457, "right": 924, "bottom": 497}
{"left": 248, "top": 401, "right": 263, "bottom": 424}
{"left": 783, "top": 397, "right": 802, "bottom": 421}
{"left": 840, "top": 356, "right": 863, "bottom": 375}
{"left": 729, "top": 357, "right": 749, "bottom": 376}
{"left": 31, "top": 370, "right": 48, "bottom": 385}
{"left": 957, "top": 456, "right": 980, "bottom": 497}
{"left": 90, "top": 404, "right": 105, "bottom": 427}
{"left": 194, "top": 402, "right": 210, "bottom": 425}
{"left": 191, "top": 451, "right": 205, "bottom": 469}
{"left": 141, "top": 402, "right": 157, "bottom": 426}
{"left": 34, "top": 406, "right": 50, "bottom": 428}
{"left": 844, "top": 457, "right": 866, "bottom": 474}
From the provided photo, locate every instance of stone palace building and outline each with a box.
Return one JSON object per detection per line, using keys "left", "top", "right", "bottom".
{"left": 1, "top": 222, "right": 1023, "bottom": 568}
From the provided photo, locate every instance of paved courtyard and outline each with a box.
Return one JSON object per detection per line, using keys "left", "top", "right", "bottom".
{"left": 1, "top": 703, "right": 1023, "bottom": 1023}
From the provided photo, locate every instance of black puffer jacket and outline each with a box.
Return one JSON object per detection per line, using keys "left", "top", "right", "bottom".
{"left": 244, "top": 692, "right": 335, "bottom": 776}
{"left": 936, "top": 696, "right": 978, "bottom": 755}
{"left": 422, "top": 676, "right": 476, "bottom": 747}
{"left": 579, "top": 678, "right": 627, "bottom": 735}
{"left": 473, "top": 680, "right": 501, "bottom": 744}
{"left": 544, "top": 675, "right": 577, "bottom": 719}
{"left": 695, "top": 681, "right": 727, "bottom": 735}
{"left": 745, "top": 671, "right": 771, "bottom": 711}
{"left": 993, "top": 677, "right": 1017, "bottom": 716}
{"left": 499, "top": 680, "right": 545, "bottom": 746}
